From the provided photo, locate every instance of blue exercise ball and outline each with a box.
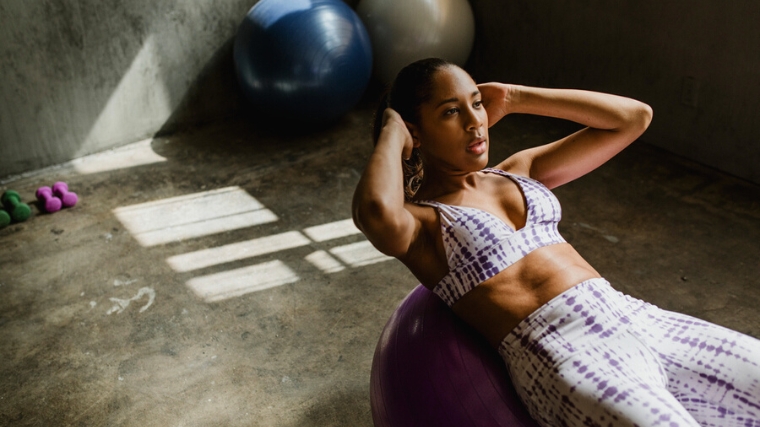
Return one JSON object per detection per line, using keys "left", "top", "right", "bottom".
{"left": 233, "top": 0, "right": 373, "bottom": 123}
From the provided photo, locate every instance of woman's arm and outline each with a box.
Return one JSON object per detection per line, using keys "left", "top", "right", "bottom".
{"left": 479, "top": 83, "right": 653, "bottom": 189}
{"left": 352, "top": 109, "right": 420, "bottom": 257}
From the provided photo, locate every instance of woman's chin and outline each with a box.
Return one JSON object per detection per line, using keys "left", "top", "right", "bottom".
{"left": 469, "top": 156, "right": 489, "bottom": 172}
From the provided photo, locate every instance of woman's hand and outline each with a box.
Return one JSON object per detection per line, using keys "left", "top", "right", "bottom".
{"left": 477, "top": 83, "right": 518, "bottom": 128}
{"left": 380, "top": 108, "right": 415, "bottom": 160}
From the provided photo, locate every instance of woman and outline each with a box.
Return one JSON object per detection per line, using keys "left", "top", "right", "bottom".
{"left": 352, "top": 58, "right": 760, "bottom": 427}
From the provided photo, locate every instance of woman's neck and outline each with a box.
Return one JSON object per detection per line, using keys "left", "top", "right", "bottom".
{"left": 414, "top": 166, "right": 482, "bottom": 201}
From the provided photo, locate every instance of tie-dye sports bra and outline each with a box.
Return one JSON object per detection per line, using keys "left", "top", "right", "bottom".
{"left": 415, "top": 168, "right": 566, "bottom": 307}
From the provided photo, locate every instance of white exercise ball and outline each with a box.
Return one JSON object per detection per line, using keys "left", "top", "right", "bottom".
{"left": 356, "top": 0, "right": 475, "bottom": 83}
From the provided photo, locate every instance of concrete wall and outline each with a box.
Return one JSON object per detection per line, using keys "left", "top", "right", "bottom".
{"left": 3, "top": 0, "right": 759, "bottom": 184}
{"left": 0, "top": 0, "right": 257, "bottom": 178}
{"left": 468, "top": 1, "right": 760, "bottom": 184}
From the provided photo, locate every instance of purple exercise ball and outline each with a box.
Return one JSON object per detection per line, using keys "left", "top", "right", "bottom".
{"left": 370, "top": 285, "right": 540, "bottom": 427}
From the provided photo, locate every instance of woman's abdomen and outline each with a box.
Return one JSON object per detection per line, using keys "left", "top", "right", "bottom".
{"left": 451, "top": 243, "right": 601, "bottom": 347}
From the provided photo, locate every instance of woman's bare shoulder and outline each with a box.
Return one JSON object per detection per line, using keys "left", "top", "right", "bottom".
{"left": 492, "top": 154, "right": 533, "bottom": 178}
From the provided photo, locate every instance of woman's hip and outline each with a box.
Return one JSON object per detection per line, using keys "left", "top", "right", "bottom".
{"left": 497, "top": 277, "right": 653, "bottom": 367}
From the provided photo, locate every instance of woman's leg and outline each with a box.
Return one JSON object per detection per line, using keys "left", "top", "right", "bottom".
{"left": 634, "top": 308, "right": 760, "bottom": 426}
{"left": 500, "top": 278, "right": 702, "bottom": 427}
{"left": 508, "top": 329, "right": 703, "bottom": 427}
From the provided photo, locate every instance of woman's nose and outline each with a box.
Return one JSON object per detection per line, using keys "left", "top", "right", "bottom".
{"left": 465, "top": 107, "right": 483, "bottom": 131}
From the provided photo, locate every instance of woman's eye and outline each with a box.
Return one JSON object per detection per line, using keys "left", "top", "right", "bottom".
{"left": 474, "top": 101, "right": 483, "bottom": 108}
{"left": 445, "top": 108, "right": 459, "bottom": 116}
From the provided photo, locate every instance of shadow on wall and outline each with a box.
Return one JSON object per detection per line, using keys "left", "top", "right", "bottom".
{"left": 0, "top": 0, "right": 257, "bottom": 178}
{"left": 156, "top": 38, "right": 242, "bottom": 137}
{"left": 160, "top": 0, "right": 384, "bottom": 137}
{"left": 465, "top": 0, "right": 760, "bottom": 185}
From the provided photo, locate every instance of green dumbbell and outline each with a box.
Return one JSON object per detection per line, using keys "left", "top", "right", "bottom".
{"left": 0, "top": 208, "right": 10, "bottom": 229}
{"left": 1, "top": 190, "right": 31, "bottom": 222}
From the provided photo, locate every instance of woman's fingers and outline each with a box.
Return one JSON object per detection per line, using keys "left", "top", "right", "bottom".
{"left": 477, "top": 83, "right": 504, "bottom": 106}
{"left": 382, "top": 108, "right": 415, "bottom": 160}
{"left": 477, "top": 83, "right": 512, "bottom": 127}
{"left": 382, "top": 107, "right": 404, "bottom": 126}
{"left": 401, "top": 142, "right": 414, "bottom": 161}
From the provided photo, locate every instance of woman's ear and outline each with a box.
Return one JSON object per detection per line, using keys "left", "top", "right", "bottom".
{"left": 404, "top": 121, "right": 421, "bottom": 148}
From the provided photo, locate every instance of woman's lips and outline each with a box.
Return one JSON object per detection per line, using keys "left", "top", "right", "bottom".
{"left": 467, "top": 139, "right": 487, "bottom": 154}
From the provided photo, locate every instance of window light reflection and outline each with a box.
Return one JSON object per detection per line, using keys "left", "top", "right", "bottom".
{"left": 302, "top": 218, "right": 360, "bottom": 242}
{"left": 304, "top": 250, "right": 346, "bottom": 273}
{"left": 329, "top": 241, "right": 392, "bottom": 267}
{"left": 113, "top": 187, "right": 277, "bottom": 246}
{"left": 73, "top": 138, "right": 167, "bottom": 175}
{"left": 167, "top": 231, "right": 311, "bottom": 273}
{"left": 186, "top": 260, "right": 299, "bottom": 303}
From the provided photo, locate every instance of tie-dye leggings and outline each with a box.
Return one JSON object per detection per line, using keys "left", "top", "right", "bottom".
{"left": 498, "top": 278, "right": 760, "bottom": 427}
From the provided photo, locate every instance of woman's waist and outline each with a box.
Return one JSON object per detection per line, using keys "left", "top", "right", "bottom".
{"left": 451, "top": 246, "right": 602, "bottom": 347}
{"left": 497, "top": 277, "right": 654, "bottom": 363}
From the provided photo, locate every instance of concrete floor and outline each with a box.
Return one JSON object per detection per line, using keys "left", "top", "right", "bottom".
{"left": 1, "top": 104, "right": 759, "bottom": 427}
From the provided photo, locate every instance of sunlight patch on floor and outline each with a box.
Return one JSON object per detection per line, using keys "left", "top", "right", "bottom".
{"left": 302, "top": 218, "right": 361, "bottom": 242}
{"left": 330, "top": 241, "right": 392, "bottom": 267}
{"left": 186, "top": 260, "right": 299, "bottom": 303}
{"left": 304, "top": 250, "right": 346, "bottom": 274}
{"left": 73, "top": 138, "right": 167, "bottom": 175}
{"left": 166, "top": 231, "right": 311, "bottom": 273}
{"left": 116, "top": 189, "right": 392, "bottom": 302}
{"left": 113, "top": 187, "right": 277, "bottom": 246}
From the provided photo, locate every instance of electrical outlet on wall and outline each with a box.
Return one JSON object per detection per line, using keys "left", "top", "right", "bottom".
{"left": 681, "top": 76, "right": 699, "bottom": 107}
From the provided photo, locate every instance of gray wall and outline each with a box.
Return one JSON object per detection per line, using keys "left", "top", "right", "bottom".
{"left": 0, "top": 0, "right": 257, "bottom": 178}
{"left": 2, "top": 0, "right": 759, "bottom": 184}
{"left": 468, "top": 1, "right": 760, "bottom": 184}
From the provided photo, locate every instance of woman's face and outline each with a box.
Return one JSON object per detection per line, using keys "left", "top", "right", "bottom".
{"left": 410, "top": 66, "right": 489, "bottom": 174}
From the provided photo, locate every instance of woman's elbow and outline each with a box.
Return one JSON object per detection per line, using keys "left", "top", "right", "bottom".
{"left": 372, "top": 237, "right": 409, "bottom": 259}
{"left": 629, "top": 101, "right": 653, "bottom": 132}
{"left": 353, "top": 203, "right": 411, "bottom": 257}
{"left": 615, "top": 101, "right": 653, "bottom": 136}
{"left": 639, "top": 102, "right": 654, "bottom": 129}
{"left": 359, "top": 223, "right": 410, "bottom": 258}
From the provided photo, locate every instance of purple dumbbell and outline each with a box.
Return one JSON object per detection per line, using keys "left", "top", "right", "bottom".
{"left": 35, "top": 186, "right": 62, "bottom": 213}
{"left": 52, "top": 182, "right": 78, "bottom": 208}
